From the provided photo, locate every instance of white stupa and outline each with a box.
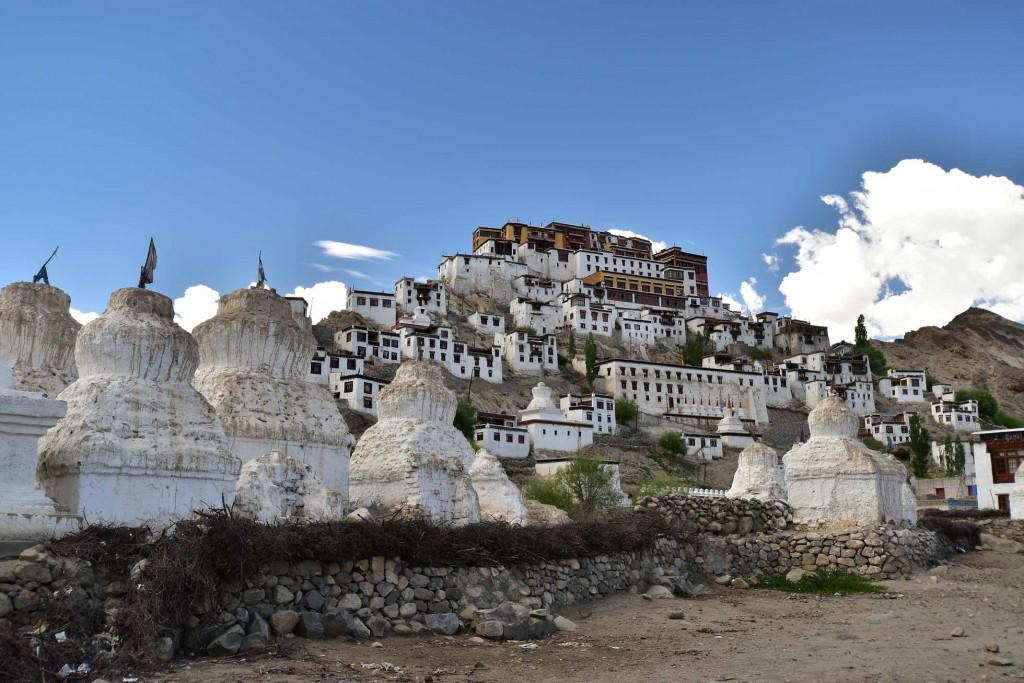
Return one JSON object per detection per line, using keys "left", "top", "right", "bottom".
{"left": 1011, "top": 462, "right": 1024, "bottom": 521}
{"left": 191, "top": 287, "right": 355, "bottom": 497}
{"left": 727, "top": 441, "right": 786, "bottom": 501}
{"left": 0, "top": 355, "right": 79, "bottom": 539}
{"left": 37, "top": 288, "right": 240, "bottom": 526}
{"left": 782, "top": 394, "right": 916, "bottom": 529}
{"left": 716, "top": 401, "right": 754, "bottom": 449}
{"left": 232, "top": 451, "right": 344, "bottom": 523}
{"left": 349, "top": 362, "right": 480, "bottom": 524}
{"left": 0, "top": 282, "right": 81, "bottom": 397}
{"left": 469, "top": 449, "right": 529, "bottom": 524}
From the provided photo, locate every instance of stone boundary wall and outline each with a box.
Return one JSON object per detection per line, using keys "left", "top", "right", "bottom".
{"left": 0, "top": 496, "right": 951, "bottom": 654}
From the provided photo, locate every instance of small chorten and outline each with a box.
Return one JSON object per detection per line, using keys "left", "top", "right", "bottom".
{"left": 1010, "top": 462, "right": 1024, "bottom": 521}
{"left": 191, "top": 286, "right": 355, "bottom": 496}
{"left": 37, "top": 288, "right": 239, "bottom": 525}
{"left": 469, "top": 449, "right": 529, "bottom": 524}
{"left": 0, "top": 282, "right": 81, "bottom": 396}
{"left": 716, "top": 399, "right": 754, "bottom": 449}
{"left": 348, "top": 362, "right": 480, "bottom": 524}
{"left": 727, "top": 441, "right": 786, "bottom": 501}
{"left": 783, "top": 394, "right": 916, "bottom": 530}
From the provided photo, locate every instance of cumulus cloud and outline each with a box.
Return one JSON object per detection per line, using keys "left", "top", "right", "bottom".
{"left": 776, "top": 159, "right": 1024, "bottom": 340}
{"left": 286, "top": 280, "right": 349, "bottom": 324}
{"left": 740, "top": 278, "right": 766, "bottom": 313}
{"left": 173, "top": 284, "right": 221, "bottom": 332}
{"left": 607, "top": 229, "right": 669, "bottom": 254}
{"left": 717, "top": 292, "right": 742, "bottom": 313}
{"left": 314, "top": 240, "right": 396, "bottom": 261}
{"left": 70, "top": 308, "right": 99, "bottom": 325}
{"left": 762, "top": 253, "right": 780, "bottom": 272}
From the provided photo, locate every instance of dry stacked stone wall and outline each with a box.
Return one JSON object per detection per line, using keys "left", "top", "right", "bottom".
{"left": 0, "top": 494, "right": 953, "bottom": 653}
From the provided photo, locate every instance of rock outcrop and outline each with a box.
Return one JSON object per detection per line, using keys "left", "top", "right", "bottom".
{"left": 349, "top": 362, "right": 480, "bottom": 524}
{"left": 0, "top": 282, "right": 80, "bottom": 397}
{"left": 782, "top": 394, "right": 916, "bottom": 530}
{"left": 232, "top": 451, "right": 343, "bottom": 523}
{"left": 37, "top": 288, "right": 239, "bottom": 525}
{"left": 192, "top": 287, "right": 354, "bottom": 496}
{"left": 469, "top": 450, "right": 529, "bottom": 524}
{"left": 727, "top": 441, "right": 786, "bottom": 501}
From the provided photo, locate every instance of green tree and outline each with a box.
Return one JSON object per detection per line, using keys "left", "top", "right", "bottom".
{"left": 908, "top": 413, "right": 930, "bottom": 478}
{"left": 568, "top": 329, "right": 577, "bottom": 358}
{"left": 941, "top": 434, "right": 953, "bottom": 473}
{"left": 584, "top": 333, "right": 598, "bottom": 383}
{"left": 854, "top": 314, "right": 869, "bottom": 347}
{"left": 955, "top": 388, "right": 999, "bottom": 422}
{"left": 658, "top": 430, "right": 685, "bottom": 455}
{"left": 948, "top": 436, "right": 966, "bottom": 477}
{"left": 555, "top": 456, "right": 621, "bottom": 517}
{"left": 453, "top": 399, "right": 477, "bottom": 444}
{"left": 680, "top": 328, "right": 713, "bottom": 366}
{"left": 615, "top": 397, "right": 638, "bottom": 430}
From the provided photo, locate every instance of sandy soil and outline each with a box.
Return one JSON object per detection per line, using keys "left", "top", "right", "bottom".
{"left": 157, "top": 549, "right": 1024, "bottom": 683}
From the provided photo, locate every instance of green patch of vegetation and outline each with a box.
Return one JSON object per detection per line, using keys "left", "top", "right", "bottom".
{"left": 514, "top": 326, "right": 538, "bottom": 336}
{"left": 861, "top": 435, "right": 885, "bottom": 452}
{"left": 584, "top": 333, "right": 598, "bottom": 384}
{"left": 747, "top": 347, "right": 773, "bottom": 360}
{"left": 994, "top": 410, "right": 1024, "bottom": 428}
{"left": 755, "top": 570, "right": 885, "bottom": 595}
{"left": 853, "top": 314, "right": 888, "bottom": 376}
{"left": 634, "top": 473, "right": 695, "bottom": 499}
{"left": 522, "top": 478, "right": 575, "bottom": 512}
{"left": 908, "top": 413, "right": 930, "bottom": 478}
{"left": 453, "top": 399, "right": 477, "bottom": 445}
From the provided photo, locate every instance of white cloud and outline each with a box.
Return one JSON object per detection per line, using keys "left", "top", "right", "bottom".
{"left": 607, "top": 229, "right": 669, "bottom": 254}
{"left": 70, "top": 308, "right": 99, "bottom": 325}
{"left": 314, "top": 240, "right": 396, "bottom": 261}
{"left": 286, "top": 281, "right": 349, "bottom": 324}
{"left": 776, "top": 159, "right": 1024, "bottom": 340}
{"left": 173, "top": 284, "right": 221, "bottom": 332}
{"left": 717, "top": 292, "right": 742, "bottom": 313}
{"left": 762, "top": 253, "right": 780, "bottom": 272}
{"left": 308, "top": 263, "right": 334, "bottom": 273}
{"left": 343, "top": 269, "right": 369, "bottom": 279}
{"left": 740, "top": 278, "right": 765, "bottom": 313}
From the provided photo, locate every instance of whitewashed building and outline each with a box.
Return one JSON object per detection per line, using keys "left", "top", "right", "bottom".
{"left": 395, "top": 277, "right": 447, "bottom": 315}
{"left": 561, "top": 293, "right": 616, "bottom": 337}
{"left": 512, "top": 275, "right": 561, "bottom": 304}
{"left": 683, "top": 432, "right": 724, "bottom": 460}
{"left": 560, "top": 393, "right": 616, "bottom": 435}
{"left": 308, "top": 347, "right": 364, "bottom": 384}
{"left": 438, "top": 253, "right": 529, "bottom": 302}
{"left": 620, "top": 309, "right": 687, "bottom": 348}
{"left": 397, "top": 311, "right": 503, "bottom": 383}
{"left": 972, "top": 428, "right": 1024, "bottom": 517}
{"left": 331, "top": 374, "right": 389, "bottom": 416}
{"left": 469, "top": 312, "right": 505, "bottom": 336}
{"left": 594, "top": 358, "right": 770, "bottom": 425}
{"left": 510, "top": 297, "right": 561, "bottom": 336}
{"left": 519, "top": 382, "right": 593, "bottom": 452}
{"left": 474, "top": 412, "right": 530, "bottom": 459}
{"left": 932, "top": 383, "right": 956, "bottom": 401}
{"left": 864, "top": 412, "right": 913, "bottom": 448}
{"left": 931, "top": 399, "right": 980, "bottom": 432}
{"left": 335, "top": 326, "right": 402, "bottom": 363}
{"left": 806, "top": 379, "right": 876, "bottom": 416}
{"left": 878, "top": 369, "right": 928, "bottom": 403}
{"left": 500, "top": 331, "right": 558, "bottom": 374}
{"left": 346, "top": 289, "right": 397, "bottom": 327}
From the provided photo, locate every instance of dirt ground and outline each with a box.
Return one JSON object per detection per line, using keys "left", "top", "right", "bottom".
{"left": 156, "top": 549, "right": 1024, "bottom": 683}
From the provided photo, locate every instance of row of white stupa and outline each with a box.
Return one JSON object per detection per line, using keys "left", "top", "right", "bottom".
{"left": 0, "top": 281, "right": 531, "bottom": 538}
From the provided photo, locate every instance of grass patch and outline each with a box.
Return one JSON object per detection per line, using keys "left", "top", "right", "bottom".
{"left": 635, "top": 472, "right": 697, "bottom": 499}
{"left": 755, "top": 570, "right": 885, "bottom": 594}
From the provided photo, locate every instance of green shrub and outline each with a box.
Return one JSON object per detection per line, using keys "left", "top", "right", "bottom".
{"left": 680, "top": 329, "right": 713, "bottom": 366}
{"left": 453, "top": 399, "right": 477, "bottom": 444}
{"left": 755, "top": 570, "right": 885, "bottom": 595}
{"left": 523, "top": 478, "right": 575, "bottom": 512}
{"left": 658, "top": 430, "right": 685, "bottom": 455}
{"left": 615, "top": 397, "right": 639, "bottom": 427}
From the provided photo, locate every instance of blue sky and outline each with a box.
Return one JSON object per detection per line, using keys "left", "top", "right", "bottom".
{"left": 2, "top": 2, "right": 1023, "bottom": 332}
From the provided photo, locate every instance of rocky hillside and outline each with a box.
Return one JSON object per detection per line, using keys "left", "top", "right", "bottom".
{"left": 874, "top": 307, "right": 1024, "bottom": 419}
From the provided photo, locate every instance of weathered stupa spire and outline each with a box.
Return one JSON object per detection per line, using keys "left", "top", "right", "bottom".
{"left": 191, "top": 286, "right": 354, "bottom": 496}
{"left": 37, "top": 287, "right": 239, "bottom": 525}
{"left": 0, "top": 281, "right": 81, "bottom": 396}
